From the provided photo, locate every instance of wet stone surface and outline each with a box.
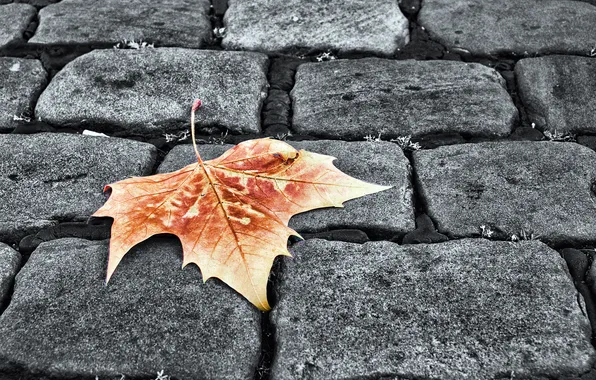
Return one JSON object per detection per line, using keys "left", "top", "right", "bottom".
{"left": 29, "top": 0, "right": 211, "bottom": 48}
{"left": 0, "top": 3, "right": 36, "bottom": 49}
{"left": 222, "top": 0, "right": 409, "bottom": 56}
{"left": 271, "top": 238, "right": 594, "bottom": 380}
{"left": 418, "top": 0, "right": 596, "bottom": 56}
{"left": 0, "top": 243, "right": 20, "bottom": 310}
{"left": 158, "top": 140, "right": 415, "bottom": 238}
{"left": 35, "top": 48, "right": 269, "bottom": 136}
{"left": 0, "top": 58, "right": 47, "bottom": 132}
{"left": 0, "top": 133, "right": 156, "bottom": 243}
{"left": 413, "top": 141, "right": 596, "bottom": 245}
{"left": 0, "top": 237, "right": 261, "bottom": 380}
{"left": 291, "top": 58, "right": 517, "bottom": 140}
{"left": 516, "top": 55, "right": 596, "bottom": 135}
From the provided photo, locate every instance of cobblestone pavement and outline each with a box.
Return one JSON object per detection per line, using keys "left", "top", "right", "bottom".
{"left": 0, "top": 0, "right": 596, "bottom": 379}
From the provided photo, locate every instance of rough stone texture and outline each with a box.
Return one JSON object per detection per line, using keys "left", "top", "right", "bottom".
{"left": 29, "top": 0, "right": 211, "bottom": 48}
{"left": 292, "top": 58, "right": 517, "bottom": 140}
{"left": 222, "top": 0, "right": 409, "bottom": 56}
{"left": 516, "top": 55, "right": 596, "bottom": 134}
{"left": 0, "top": 58, "right": 47, "bottom": 132}
{"left": 272, "top": 238, "right": 594, "bottom": 380}
{"left": 0, "top": 4, "right": 36, "bottom": 49}
{"left": 158, "top": 140, "right": 414, "bottom": 238}
{"left": 0, "top": 133, "right": 156, "bottom": 242}
{"left": 0, "top": 243, "right": 20, "bottom": 309}
{"left": 418, "top": 0, "right": 596, "bottom": 56}
{"left": 413, "top": 141, "right": 596, "bottom": 245}
{"left": 35, "top": 49, "right": 269, "bottom": 135}
{"left": 0, "top": 237, "right": 260, "bottom": 380}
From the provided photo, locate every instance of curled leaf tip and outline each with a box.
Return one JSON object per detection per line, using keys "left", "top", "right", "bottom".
{"left": 192, "top": 99, "right": 202, "bottom": 111}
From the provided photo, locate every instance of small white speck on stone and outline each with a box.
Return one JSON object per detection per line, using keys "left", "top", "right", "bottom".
{"left": 82, "top": 130, "right": 109, "bottom": 137}
{"left": 9, "top": 63, "right": 20, "bottom": 72}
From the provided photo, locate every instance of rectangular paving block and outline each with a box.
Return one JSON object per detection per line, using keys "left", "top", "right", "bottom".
{"left": 0, "top": 58, "right": 47, "bottom": 132}
{"left": 272, "top": 238, "right": 595, "bottom": 380}
{"left": 0, "top": 4, "right": 35, "bottom": 49}
{"left": 222, "top": 0, "right": 409, "bottom": 56}
{"left": 291, "top": 58, "right": 517, "bottom": 140}
{"left": 0, "top": 237, "right": 261, "bottom": 380}
{"left": 35, "top": 48, "right": 269, "bottom": 136}
{"left": 412, "top": 141, "right": 596, "bottom": 245}
{"left": 516, "top": 55, "right": 596, "bottom": 135}
{"left": 158, "top": 140, "right": 414, "bottom": 239}
{"left": 0, "top": 243, "right": 20, "bottom": 310}
{"left": 29, "top": 0, "right": 211, "bottom": 48}
{"left": 419, "top": 0, "right": 596, "bottom": 56}
{"left": 0, "top": 133, "right": 156, "bottom": 243}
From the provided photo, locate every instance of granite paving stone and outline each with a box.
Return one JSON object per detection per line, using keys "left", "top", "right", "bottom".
{"left": 0, "top": 237, "right": 260, "bottom": 380}
{"left": 0, "top": 243, "right": 20, "bottom": 310}
{"left": 222, "top": 0, "right": 409, "bottom": 56}
{"left": 516, "top": 55, "right": 596, "bottom": 135}
{"left": 158, "top": 140, "right": 414, "bottom": 238}
{"left": 0, "top": 133, "right": 156, "bottom": 243}
{"left": 418, "top": 0, "right": 596, "bottom": 56}
{"left": 35, "top": 48, "right": 269, "bottom": 135}
{"left": 291, "top": 58, "right": 517, "bottom": 140}
{"left": 272, "top": 238, "right": 594, "bottom": 380}
{"left": 413, "top": 141, "right": 596, "bottom": 245}
{"left": 0, "top": 58, "right": 47, "bottom": 132}
{"left": 29, "top": 0, "right": 211, "bottom": 48}
{"left": 0, "top": 4, "right": 36, "bottom": 49}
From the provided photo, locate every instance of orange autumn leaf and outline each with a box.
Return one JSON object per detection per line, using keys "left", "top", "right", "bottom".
{"left": 93, "top": 100, "right": 391, "bottom": 311}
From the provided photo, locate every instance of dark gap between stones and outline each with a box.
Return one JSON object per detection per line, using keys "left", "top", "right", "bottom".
{"left": 208, "top": 0, "right": 226, "bottom": 50}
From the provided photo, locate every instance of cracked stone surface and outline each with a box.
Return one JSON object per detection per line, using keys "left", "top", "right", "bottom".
{"left": 0, "top": 133, "right": 156, "bottom": 243}
{"left": 413, "top": 141, "right": 596, "bottom": 245}
{"left": 0, "top": 3, "right": 36, "bottom": 49}
{"left": 0, "top": 237, "right": 260, "bottom": 380}
{"left": 516, "top": 55, "right": 596, "bottom": 135}
{"left": 419, "top": 0, "right": 596, "bottom": 56}
{"left": 291, "top": 58, "right": 517, "bottom": 140}
{"left": 271, "top": 238, "right": 595, "bottom": 380}
{"left": 158, "top": 140, "right": 414, "bottom": 238}
{"left": 0, "top": 58, "right": 47, "bottom": 132}
{"left": 222, "top": 0, "right": 409, "bottom": 56}
{"left": 0, "top": 242, "right": 20, "bottom": 309}
{"left": 29, "top": 0, "right": 211, "bottom": 48}
{"left": 35, "top": 48, "right": 269, "bottom": 135}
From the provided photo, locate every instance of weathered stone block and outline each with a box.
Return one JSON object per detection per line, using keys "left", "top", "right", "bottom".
{"left": 0, "top": 243, "right": 20, "bottom": 309}
{"left": 419, "top": 0, "right": 596, "bottom": 56}
{"left": 0, "top": 133, "right": 156, "bottom": 242}
{"left": 413, "top": 141, "right": 596, "bottom": 245}
{"left": 223, "top": 0, "right": 409, "bottom": 56}
{"left": 0, "top": 237, "right": 260, "bottom": 379}
{"left": 271, "top": 238, "right": 595, "bottom": 379}
{"left": 0, "top": 58, "right": 47, "bottom": 132}
{"left": 516, "top": 55, "right": 596, "bottom": 134}
{"left": 29, "top": 0, "right": 211, "bottom": 48}
{"left": 35, "top": 49, "right": 269, "bottom": 135}
{"left": 0, "top": 3, "right": 35, "bottom": 49}
{"left": 292, "top": 58, "right": 517, "bottom": 140}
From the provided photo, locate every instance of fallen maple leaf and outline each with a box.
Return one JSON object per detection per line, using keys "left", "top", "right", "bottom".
{"left": 93, "top": 100, "right": 391, "bottom": 310}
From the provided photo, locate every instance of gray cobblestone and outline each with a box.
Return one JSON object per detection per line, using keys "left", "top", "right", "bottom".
{"left": 223, "top": 0, "right": 409, "bottom": 56}
{"left": 0, "top": 4, "right": 35, "bottom": 49}
{"left": 413, "top": 141, "right": 596, "bottom": 245}
{"left": 272, "top": 238, "right": 594, "bottom": 380}
{"left": 419, "top": 0, "right": 596, "bottom": 56}
{"left": 35, "top": 49, "right": 269, "bottom": 135}
{"left": 516, "top": 55, "right": 596, "bottom": 135}
{"left": 0, "top": 238, "right": 260, "bottom": 380}
{"left": 292, "top": 59, "right": 517, "bottom": 140}
{"left": 0, "top": 243, "right": 20, "bottom": 310}
{"left": 0, "top": 58, "right": 47, "bottom": 132}
{"left": 29, "top": 0, "right": 211, "bottom": 48}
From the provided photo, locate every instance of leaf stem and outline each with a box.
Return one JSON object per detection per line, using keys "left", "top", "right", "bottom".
{"left": 191, "top": 99, "right": 204, "bottom": 164}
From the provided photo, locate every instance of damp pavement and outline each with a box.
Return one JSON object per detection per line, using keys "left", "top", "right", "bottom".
{"left": 0, "top": 0, "right": 596, "bottom": 379}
